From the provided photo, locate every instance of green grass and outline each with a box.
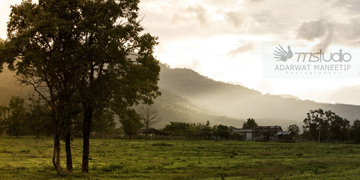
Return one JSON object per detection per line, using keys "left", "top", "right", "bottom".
{"left": 0, "top": 137, "right": 360, "bottom": 179}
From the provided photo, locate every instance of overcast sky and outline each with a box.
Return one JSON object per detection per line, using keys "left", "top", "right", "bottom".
{"left": 1, "top": 0, "right": 360, "bottom": 105}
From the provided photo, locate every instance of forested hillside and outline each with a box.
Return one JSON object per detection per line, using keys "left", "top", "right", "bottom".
{"left": 145, "top": 89, "right": 243, "bottom": 128}
{"left": 159, "top": 64, "right": 360, "bottom": 127}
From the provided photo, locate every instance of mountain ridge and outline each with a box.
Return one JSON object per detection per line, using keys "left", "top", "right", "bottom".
{"left": 158, "top": 63, "right": 360, "bottom": 128}
{"left": 1, "top": 62, "right": 359, "bottom": 129}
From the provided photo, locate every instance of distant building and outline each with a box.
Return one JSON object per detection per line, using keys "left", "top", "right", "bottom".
{"left": 254, "top": 126, "right": 283, "bottom": 141}
{"left": 229, "top": 126, "right": 254, "bottom": 141}
{"left": 274, "top": 131, "right": 295, "bottom": 142}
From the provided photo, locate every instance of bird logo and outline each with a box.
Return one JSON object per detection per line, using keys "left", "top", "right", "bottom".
{"left": 274, "top": 44, "right": 293, "bottom": 62}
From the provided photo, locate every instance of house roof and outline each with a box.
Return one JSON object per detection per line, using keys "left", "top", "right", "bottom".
{"left": 255, "top": 126, "right": 283, "bottom": 131}
{"left": 233, "top": 129, "right": 253, "bottom": 133}
{"left": 275, "top": 131, "right": 292, "bottom": 136}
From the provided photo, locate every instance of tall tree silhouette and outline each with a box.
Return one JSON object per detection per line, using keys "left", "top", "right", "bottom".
{"left": 0, "top": 0, "right": 160, "bottom": 173}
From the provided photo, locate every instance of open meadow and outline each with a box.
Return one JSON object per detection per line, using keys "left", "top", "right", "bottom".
{"left": 0, "top": 137, "right": 360, "bottom": 179}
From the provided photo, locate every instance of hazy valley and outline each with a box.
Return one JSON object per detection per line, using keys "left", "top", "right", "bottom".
{"left": 2, "top": 63, "right": 359, "bottom": 130}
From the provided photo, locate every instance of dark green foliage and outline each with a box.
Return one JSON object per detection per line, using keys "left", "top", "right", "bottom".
{"left": 242, "top": 118, "right": 258, "bottom": 129}
{"left": 0, "top": 105, "right": 9, "bottom": 134}
{"left": 163, "top": 122, "right": 192, "bottom": 137}
{"left": 162, "top": 121, "right": 212, "bottom": 138}
{"left": 119, "top": 109, "right": 144, "bottom": 139}
{"left": 214, "top": 124, "right": 230, "bottom": 139}
{"left": 162, "top": 121, "right": 246, "bottom": 140}
{"left": 1, "top": 0, "right": 161, "bottom": 173}
{"left": 73, "top": 109, "right": 117, "bottom": 137}
{"left": 288, "top": 124, "right": 300, "bottom": 137}
{"left": 350, "top": 120, "right": 360, "bottom": 143}
{"left": 6, "top": 96, "right": 30, "bottom": 137}
{"left": 329, "top": 115, "right": 350, "bottom": 141}
{"left": 303, "top": 109, "right": 350, "bottom": 142}
{"left": 26, "top": 95, "right": 53, "bottom": 138}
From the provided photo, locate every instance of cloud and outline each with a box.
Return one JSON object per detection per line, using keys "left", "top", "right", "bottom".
{"left": 172, "top": 5, "right": 208, "bottom": 27}
{"left": 224, "top": 11, "right": 242, "bottom": 27}
{"left": 330, "top": 0, "right": 360, "bottom": 14}
{"left": 228, "top": 43, "right": 254, "bottom": 56}
{"left": 297, "top": 19, "right": 328, "bottom": 40}
{"left": 297, "top": 19, "right": 334, "bottom": 51}
{"left": 336, "top": 18, "right": 360, "bottom": 43}
{"left": 296, "top": 18, "right": 360, "bottom": 51}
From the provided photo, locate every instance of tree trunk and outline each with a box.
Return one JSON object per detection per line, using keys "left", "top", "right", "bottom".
{"left": 52, "top": 134, "right": 62, "bottom": 173}
{"left": 65, "top": 132, "right": 73, "bottom": 172}
{"left": 82, "top": 106, "right": 93, "bottom": 173}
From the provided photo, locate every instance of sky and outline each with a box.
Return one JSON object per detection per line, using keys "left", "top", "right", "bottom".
{"left": 1, "top": 0, "right": 360, "bottom": 105}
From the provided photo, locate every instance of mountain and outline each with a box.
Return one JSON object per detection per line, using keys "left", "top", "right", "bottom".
{"left": 1, "top": 62, "right": 359, "bottom": 130}
{"left": 137, "top": 89, "right": 243, "bottom": 128}
{"left": 279, "top": 94, "right": 301, "bottom": 101}
{"left": 0, "top": 65, "right": 244, "bottom": 128}
{"left": 158, "top": 64, "right": 360, "bottom": 128}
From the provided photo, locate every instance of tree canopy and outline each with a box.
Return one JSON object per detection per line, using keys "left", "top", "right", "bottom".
{"left": 242, "top": 118, "right": 258, "bottom": 129}
{"left": 0, "top": 0, "right": 160, "bottom": 173}
{"left": 303, "top": 109, "right": 350, "bottom": 142}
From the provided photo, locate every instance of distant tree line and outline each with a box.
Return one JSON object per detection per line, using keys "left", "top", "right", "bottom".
{"left": 302, "top": 108, "right": 360, "bottom": 143}
{"left": 161, "top": 120, "right": 245, "bottom": 140}
{"left": 0, "top": 96, "right": 119, "bottom": 138}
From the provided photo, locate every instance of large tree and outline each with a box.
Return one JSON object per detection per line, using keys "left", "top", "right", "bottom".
{"left": 1, "top": 0, "right": 85, "bottom": 172}
{"left": 303, "top": 109, "right": 330, "bottom": 142}
{"left": 303, "top": 109, "right": 349, "bottom": 142}
{"left": 120, "top": 108, "right": 144, "bottom": 139}
{"left": 242, "top": 118, "right": 258, "bottom": 129}
{"left": 0, "top": 0, "right": 160, "bottom": 173}
{"left": 75, "top": 0, "right": 160, "bottom": 172}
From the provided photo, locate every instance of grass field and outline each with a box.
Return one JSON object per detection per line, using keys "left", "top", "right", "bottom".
{"left": 0, "top": 137, "right": 360, "bottom": 179}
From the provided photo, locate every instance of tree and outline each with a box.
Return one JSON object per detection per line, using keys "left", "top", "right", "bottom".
{"left": 92, "top": 109, "right": 116, "bottom": 136}
{"left": 163, "top": 122, "right": 192, "bottom": 137}
{"left": 1, "top": 0, "right": 85, "bottom": 173}
{"left": 76, "top": 0, "right": 160, "bottom": 172}
{"left": 350, "top": 120, "right": 360, "bottom": 143}
{"left": 287, "top": 124, "right": 300, "bottom": 137}
{"left": 119, "top": 109, "right": 144, "bottom": 139}
{"left": 138, "top": 105, "right": 159, "bottom": 136}
{"left": 303, "top": 109, "right": 349, "bottom": 142}
{"left": 1, "top": 0, "right": 160, "bottom": 173}
{"left": 329, "top": 115, "right": 350, "bottom": 141}
{"left": 303, "top": 109, "right": 331, "bottom": 142}
{"left": 242, "top": 118, "right": 258, "bottom": 129}
{"left": 214, "top": 124, "right": 230, "bottom": 139}
{"left": 6, "top": 96, "right": 30, "bottom": 137}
